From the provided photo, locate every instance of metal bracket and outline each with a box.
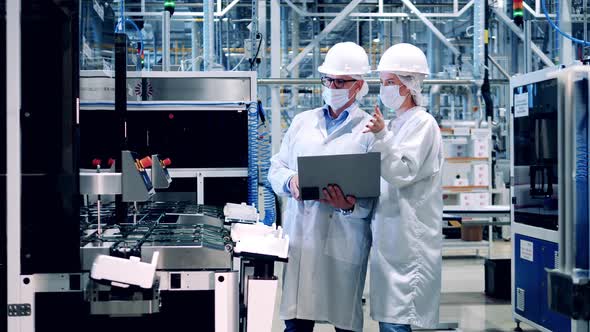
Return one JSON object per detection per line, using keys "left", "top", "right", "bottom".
{"left": 7, "top": 304, "right": 31, "bottom": 317}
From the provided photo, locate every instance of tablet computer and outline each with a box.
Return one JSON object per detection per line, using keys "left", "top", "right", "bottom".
{"left": 297, "top": 152, "right": 381, "bottom": 200}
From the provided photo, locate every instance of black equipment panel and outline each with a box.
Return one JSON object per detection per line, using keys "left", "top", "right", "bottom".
{"left": 20, "top": 0, "right": 80, "bottom": 273}
{"left": 513, "top": 79, "right": 559, "bottom": 231}
{"left": 79, "top": 110, "right": 248, "bottom": 169}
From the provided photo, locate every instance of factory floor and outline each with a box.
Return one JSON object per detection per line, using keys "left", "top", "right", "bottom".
{"left": 270, "top": 240, "right": 538, "bottom": 332}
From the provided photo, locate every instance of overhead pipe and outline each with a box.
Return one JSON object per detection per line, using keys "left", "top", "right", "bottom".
{"left": 559, "top": 0, "right": 574, "bottom": 64}
{"left": 203, "top": 0, "right": 215, "bottom": 70}
{"left": 162, "top": 10, "right": 171, "bottom": 71}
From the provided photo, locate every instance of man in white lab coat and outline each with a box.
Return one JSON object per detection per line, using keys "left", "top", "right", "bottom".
{"left": 364, "top": 43, "right": 444, "bottom": 332}
{"left": 268, "top": 42, "right": 374, "bottom": 332}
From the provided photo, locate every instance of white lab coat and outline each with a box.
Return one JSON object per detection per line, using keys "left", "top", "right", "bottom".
{"left": 268, "top": 104, "right": 374, "bottom": 331}
{"left": 369, "top": 106, "right": 443, "bottom": 328}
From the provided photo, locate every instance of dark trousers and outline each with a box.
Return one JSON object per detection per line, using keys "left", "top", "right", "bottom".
{"left": 284, "top": 319, "right": 354, "bottom": 332}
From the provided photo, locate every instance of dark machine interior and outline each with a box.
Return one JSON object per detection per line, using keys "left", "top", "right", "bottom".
{"left": 513, "top": 79, "right": 560, "bottom": 231}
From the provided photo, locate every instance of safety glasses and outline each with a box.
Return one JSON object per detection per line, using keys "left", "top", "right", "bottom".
{"left": 320, "top": 76, "right": 357, "bottom": 89}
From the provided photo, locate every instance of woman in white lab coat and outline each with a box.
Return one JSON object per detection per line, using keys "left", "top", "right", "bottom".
{"left": 364, "top": 43, "right": 444, "bottom": 332}
{"left": 268, "top": 42, "right": 374, "bottom": 332}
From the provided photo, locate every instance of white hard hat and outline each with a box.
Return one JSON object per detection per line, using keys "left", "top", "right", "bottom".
{"left": 377, "top": 43, "right": 429, "bottom": 76}
{"left": 318, "top": 42, "right": 371, "bottom": 76}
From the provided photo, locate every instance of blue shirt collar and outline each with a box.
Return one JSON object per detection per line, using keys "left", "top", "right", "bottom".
{"left": 322, "top": 102, "right": 357, "bottom": 120}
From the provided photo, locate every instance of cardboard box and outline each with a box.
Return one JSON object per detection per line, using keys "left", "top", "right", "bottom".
{"left": 459, "top": 193, "right": 475, "bottom": 207}
{"left": 472, "top": 164, "right": 490, "bottom": 186}
{"left": 461, "top": 225, "right": 483, "bottom": 241}
{"left": 471, "top": 139, "right": 489, "bottom": 158}
{"left": 453, "top": 178, "right": 469, "bottom": 187}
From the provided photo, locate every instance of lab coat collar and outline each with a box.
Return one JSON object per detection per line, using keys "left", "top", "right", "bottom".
{"left": 317, "top": 102, "right": 361, "bottom": 139}
{"left": 390, "top": 106, "right": 423, "bottom": 131}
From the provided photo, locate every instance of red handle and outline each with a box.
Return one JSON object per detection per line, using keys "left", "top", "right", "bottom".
{"left": 92, "top": 158, "right": 102, "bottom": 168}
{"left": 139, "top": 156, "right": 153, "bottom": 168}
{"left": 162, "top": 158, "right": 172, "bottom": 167}
{"left": 107, "top": 158, "right": 115, "bottom": 168}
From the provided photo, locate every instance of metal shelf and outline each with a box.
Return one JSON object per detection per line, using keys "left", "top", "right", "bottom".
{"left": 445, "top": 157, "right": 489, "bottom": 163}
{"left": 443, "top": 186, "right": 490, "bottom": 194}
{"left": 442, "top": 239, "right": 489, "bottom": 250}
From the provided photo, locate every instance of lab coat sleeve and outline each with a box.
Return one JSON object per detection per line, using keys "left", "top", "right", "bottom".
{"left": 371, "top": 117, "right": 440, "bottom": 188}
{"left": 341, "top": 198, "right": 374, "bottom": 220}
{"left": 268, "top": 118, "right": 299, "bottom": 197}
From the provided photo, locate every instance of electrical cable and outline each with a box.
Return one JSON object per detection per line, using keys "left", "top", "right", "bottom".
{"left": 249, "top": 32, "right": 263, "bottom": 69}
{"left": 542, "top": 0, "right": 590, "bottom": 46}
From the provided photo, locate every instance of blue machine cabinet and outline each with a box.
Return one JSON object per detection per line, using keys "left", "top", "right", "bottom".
{"left": 514, "top": 234, "right": 570, "bottom": 331}
{"left": 511, "top": 66, "right": 590, "bottom": 332}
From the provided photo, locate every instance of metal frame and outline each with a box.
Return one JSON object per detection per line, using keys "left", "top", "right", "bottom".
{"left": 270, "top": 0, "right": 281, "bottom": 153}
{"left": 400, "top": 0, "right": 461, "bottom": 57}
{"left": 555, "top": 66, "right": 590, "bottom": 332}
{"left": 194, "top": 168, "right": 249, "bottom": 205}
{"left": 80, "top": 70, "right": 257, "bottom": 110}
{"left": 284, "top": 0, "right": 362, "bottom": 74}
{"left": 162, "top": 10, "right": 171, "bottom": 71}
{"left": 283, "top": 0, "right": 468, "bottom": 74}
{"left": 20, "top": 271, "right": 239, "bottom": 332}
{"left": 285, "top": 0, "right": 473, "bottom": 18}
{"left": 123, "top": 0, "right": 241, "bottom": 17}
{"left": 509, "top": 68, "right": 559, "bottom": 331}
{"left": 6, "top": 0, "right": 23, "bottom": 331}
{"left": 443, "top": 206, "right": 511, "bottom": 219}
{"left": 203, "top": 0, "right": 215, "bottom": 70}
{"left": 129, "top": 71, "right": 257, "bottom": 101}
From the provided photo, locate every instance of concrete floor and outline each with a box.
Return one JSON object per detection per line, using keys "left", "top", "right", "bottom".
{"left": 270, "top": 240, "right": 539, "bottom": 332}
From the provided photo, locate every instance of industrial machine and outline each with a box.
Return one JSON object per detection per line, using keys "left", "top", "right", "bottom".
{"left": 510, "top": 65, "right": 590, "bottom": 332}
{"left": 4, "top": 2, "right": 286, "bottom": 331}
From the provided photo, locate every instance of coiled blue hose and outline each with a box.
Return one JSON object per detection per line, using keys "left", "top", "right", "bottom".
{"left": 575, "top": 97, "right": 588, "bottom": 269}
{"left": 257, "top": 102, "right": 276, "bottom": 226}
{"left": 247, "top": 102, "right": 259, "bottom": 209}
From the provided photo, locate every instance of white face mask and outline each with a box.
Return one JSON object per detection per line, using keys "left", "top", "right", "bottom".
{"left": 322, "top": 87, "right": 352, "bottom": 111}
{"left": 380, "top": 85, "right": 407, "bottom": 110}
